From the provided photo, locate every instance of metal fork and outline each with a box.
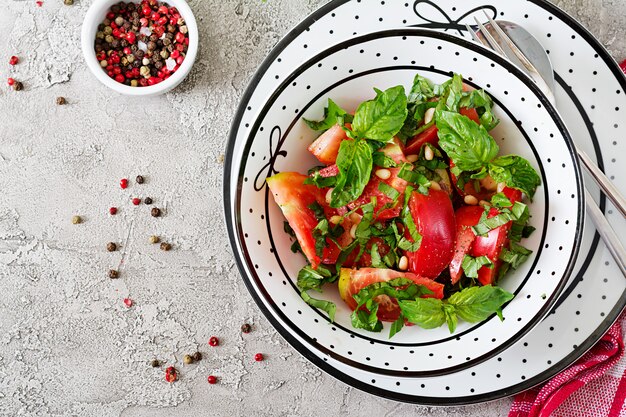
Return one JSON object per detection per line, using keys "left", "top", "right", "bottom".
{"left": 466, "top": 14, "right": 626, "bottom": 275}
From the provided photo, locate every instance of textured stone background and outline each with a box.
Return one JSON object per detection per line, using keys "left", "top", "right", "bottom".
{"left": 0, "top": 0, "right": 623, "bottom": 416}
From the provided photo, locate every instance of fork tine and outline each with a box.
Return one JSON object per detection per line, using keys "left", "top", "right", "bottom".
{"left": 465, "top": 23, "right": 489, "bottom": 47}
{"left": 473, "top": 16, "right": 507, "bottom": 56}
{"left": 482, "top": 11, "right": 539, "bottom": 74}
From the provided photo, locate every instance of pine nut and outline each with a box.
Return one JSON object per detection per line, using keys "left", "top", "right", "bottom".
{"left": 325, "top": 188, "right": 334, "bottom": 204}
{"left": 424, "top": 107, "right": 436, "bottom": 124}
{"left": 349, "top": 213, "right": 362, "bottom": 224}
{"left": 375, "top": 168, "right": 391, "bottom": 180}
{"left": 398, "top": 256, "right": 409, "bottom": 271}
{"left": 430, "top": 181, "right": 441, "bottom": 191}
{"left": 479, "top": 200, "right": 491, "bottom": 208}
{"left": 480, "top": 175, "right": 498, "bottom": 191}
{"left": 497, "top": 182, "right": 506, "bottom": 193}
{"left": 424, "top": 146, "right": 434, "bottom": 161}
{"left": 406, "top": 154, "right": 419, "bottom": 162}
{"left": 464, "top": 195, "right": 479, "bottom": 205}
{"left": 350, "top": 224, "right": 358, "bottom": 239}
{"left": 330, "top": 215, "right": 343, "bottom": 224}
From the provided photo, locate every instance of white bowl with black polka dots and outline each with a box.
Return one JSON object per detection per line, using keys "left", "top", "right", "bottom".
{"left": 228, "top": 27, "right": 584, "bottom": 379}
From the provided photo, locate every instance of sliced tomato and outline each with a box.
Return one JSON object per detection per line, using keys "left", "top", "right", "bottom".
{"left": 380, "top": 137, "right": 409, "bottom": 164}
{"left": 404, "top": 189, "right": 456, "bottom": 278}
{"left": 449, "top": 160, "right": 498, "bottom": 202}
{"left": 449, "top": 206, "right": 484, "bottom": 284}
{"left": 347, "top": 167, "right": 408, "bottom": 221}
{"left": 338, "top": 267, "right": 444, "bottom": 322}
{"left": 317, "top": 164, "right": 339, "bottom": 178}
{"left": 404, "top": 125, "right": 438, "bottom": 156}
{"left": 471, "top": 187, "right": 523, "bottom": 285}
{"left": 308, "top": 124, "right": 349, "bottom": 165}
{"left": 267, "top": 172, "right": 348, "bottom": 268}
{"left": 459, "top": 107, "right": 480, "bottom": 124}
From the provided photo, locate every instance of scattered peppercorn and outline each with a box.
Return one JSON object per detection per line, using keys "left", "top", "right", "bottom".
{"left": 36, "top": 1, "right": 43, "bottom": 6}
{"left": 56, "top": 97, "right": 67, "bottom": 105}
{"left": 149, "top": 235, "right": 160, "bottom": 244}
{"left": 132, "top": 197, "right": 141, "bottom": 205}
{"left": 144, "top": 197, "right": 153, "bottom": 205}
{"left": 183, "top": 354, "right": 193, "bottom": 365}
{"left": 151, "top": 359, "right": 161, "bottom": 367}
{"left": 192, "top": 351, "right": 202, "bottom": 362}
{"left": 107, "top": 242, "right": 117, "bottom": 252}
{"left": 241, "top": 323, "right": 252, "bottom": 334}
{"left": 207, "top": 375, "right": 217, "bottom": 384}
{"left": 254, "top": 353, "right": 264, "bottom": 362}
{"left": 151, "top": 207, "right": 161, "bottom": 217}
{"left": 7, "top": 78, "right": 15, "bottom": 86}
{"left": 9, "top": 56, "right": 18, "bottom": 66}
{"left": 165, "top": 366, "right": 178, "bottom": 383}
{"left": 108, "top": 269, "right": 119, "bottom": 279}
{"left": 12, "top": 81, "right": 23, "bottom": 91}
{"left": 135, "top": 175, "right": 144, "bottom": 184}
{"left": 208, "top": 336, "right": 219, "bottom": 347}
{"left": 71, "top": 215, "right": 82, "bottom": 224}
{"left": 109, "top": 207, "right": 118, "bottom": 215}
{"left": 160, "top": 242, "right": 171, "bottom": 251}
{"left": 120, "top": 178, "right": 129, "bottom": 189}
{"left": 63, "top": 0, "right": 72, "bottom": 5}
{"left": 123, "top": 298, "right": 133, "bottom": 307}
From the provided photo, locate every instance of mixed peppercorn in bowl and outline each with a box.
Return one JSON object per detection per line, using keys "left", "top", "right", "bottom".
{"left": 81, "top": 0, "right": 198, "bottom": 96}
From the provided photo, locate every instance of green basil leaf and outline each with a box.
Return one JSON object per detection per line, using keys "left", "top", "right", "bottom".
{"left": 490, "top": 192, "right": 513, "bottom": 208}
{"left": 400, "top": 187, "right": 422, "bottom": 252}
{"left": 305, "top": 168, "right": 338, "bottom": 188}
{"left": 488, "top": 155, "right": 541, "bottom": 199}
{"left": 511, "top": 201, "right": 530, "bottom": 225}
{"left": 370, "top": 243, "right": 386, "bottom": 269}
{"left": 308, "top": 201, "right": 325, "bottom": 221}
{"left": 296, "top": 264, "right": 334, "bottom": 292}
{"left": 436, "top": 110, "right": 500, "bottom": 173}
{"left": 330, "top": 139, "right": 373, "bottom": 207}
{"left": 352, "top": 86, "right": 408, "bottom": 141}
{"left": 447, "top": 285, "right": 514, "bottom": 323}
{"left": 435, "top": 73, "right": 464, "bottom": 112}
{"left": 443, "top": 304, "right": 458, "bottom": 333}
{"left": 372, "top": 151, "right": 398, "bottom": 168}
{"left": 351, "top": 302, "right": 383, "bottom": 332}
{"left": 398, "top": 298, "right": 446, "bottom": 329}
{"left": 459, "top": 89, "right": 500, "bottom": 130}
{"left": 461, "top": 254, "right": 494, "bottom": 279}
{"left": 389, "top": 314, "right": 405, "bottom": 339}
{"left": 500, "top": 242, "right": 533, "bottom": 269}
{"left": 408, "top": 74, "right": 435, "bottom": 103}
{"left": 398, "top": 164, "right": 431, "bottom": 195}
{"left": 377, "top": 181, "right": 401, "bottom": 201}
{"left": 301, "top": 290, "right": 336, "bottom": 322}
{"left": 472, "top": 211, "right": 513, "bottom": 236}
{"left": 303, "top": 99, "right": 350, "bottom": 131}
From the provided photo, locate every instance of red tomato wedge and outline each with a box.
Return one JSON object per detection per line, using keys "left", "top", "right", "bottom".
{"left": 459, "top": 107, "right": 480, "bottom": 124}
{"left": 308, "top": 124, "right": 349, "bottom": 165}
{"left": 404, "top": 125, "right": 438, "bottom": 156}
{"left": 449, "top": 206, "right": 484, "bottom": 284}
{"left": 347, "top": 167, "right": 408, "bottom": 221}
{"left": 449, "top": 160, "right": 498, "bottom": 202}
{"left": 471, "top": 188, "right": 523, "bottom": 285}
{"left": 404, "top": 189, "right": 456, "bottom": 278}
{"left": 267, "top": 172, "right": 350, "bottom": 268}
{"left": 380, "top": 137, "right": 409, "bottom": 164}
{"left": 338, "top": 267, "right": 444, "bottom": 322}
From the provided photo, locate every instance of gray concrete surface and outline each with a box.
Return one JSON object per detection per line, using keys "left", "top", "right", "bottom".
{"left": 0, "top": 0, "right": 623, "bottom": 416}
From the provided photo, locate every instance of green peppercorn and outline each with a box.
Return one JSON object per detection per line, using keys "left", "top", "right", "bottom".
{"left": 160, "top": 242, "right": 171, "bottom": 251}
{"left": 183, "top": 354, "right": 193, "bottom": 365}
{"left": 64, "top": 0, "right": 74, "bottom": 5}
{"left": 96, "top": 31, "right": 105, "bottom": 39}
{"left": 140, "top": 66, "right": 150, "bottom": 77}
{"left": 130, "top": 79, "right": 138, "bottom": 87}
{"left": 114, "top": 16, "right": 124, "bottom": 26}
{"left": 106, "top": 242, "right": 117, "bottom": 252}
{"left": 105, "top": 35, "right": 114, "bottom": 44}
{"left": 71, "top": 215, "right": 82, "bottom": 224}
{"left": 149, "top": 235, "right": 160, "bottom": 244}
{"left": 103, "top": 26, "right": 112, "bottom": 35}
{"left": 192, "top": 352, "right": 202, "bottom": 362}
{"left": 100, "top": 59, "right": 108, "bottom": 68}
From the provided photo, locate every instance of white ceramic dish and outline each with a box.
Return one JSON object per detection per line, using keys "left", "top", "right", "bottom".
{"left": 228, "top": 28, "right": 584, "bottom": 378}
{"left": 224, "top": 0, "right": 626, "bottom": 404}
{"left": 81, "top": 0, "right": 198, "bottom": 96}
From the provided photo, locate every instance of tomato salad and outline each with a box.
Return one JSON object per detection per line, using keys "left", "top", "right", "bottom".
{"left": 267, "top": 73, "right": 541, "bottom": 338}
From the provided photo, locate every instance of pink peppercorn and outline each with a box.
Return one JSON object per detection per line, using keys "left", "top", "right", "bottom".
{"left": 254, "top": 353, "right": 264, "bottom": 362}
{"left": 123, "top": 298, "right": 133, "bottom": 307}
{"left": 109, "top": 207, "right": 118, "bottom": 215}
{"left": 132, "top": 198, "right": 141, "bottom": 206}
{"left": 207, "top": 375, "right": 217, "bottom": 384}
{"left": 120, "top": 178, "right": 129, "bottom": 189}
{"left": 9, "top": 56, "right": 18, "bottom": 65}
{"left": 208, "top": 336, "right": 219, "bottom": 347}
{"left": 7, "top": 78, "right": 15, "bottom": 86}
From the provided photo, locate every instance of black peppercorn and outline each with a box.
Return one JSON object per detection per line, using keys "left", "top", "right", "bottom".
{"left": 108, "top": 269, "right": 119, "bottom": 279}
{"left": 111, "top": 39, "right": 120, "bottom": 48}
{"left": 56, "top": 97, "right": 66, "bottom": 105}
{"left": 111, "top": 4, "right": 119, "bottom": 12}
{"left": 106, "top": 242, "right": 117, "bottom": 252}
{"left": 151, "top": 359, "right": 161, "bottom": 367}
{"left": 192, "top": 352, "right": 202, "bottom": 362}
{"left": 98, "top": 23, "right": 105, "bottom": 31}
{"left": 135, "top": 175, "right": 144, "bottom": 184}
{"left": 151, "top": 207, "right": 161, "bottom": 217}
{"left": 13, "top": 81, "right": 23, "bottom": 91}
{"left": 144, "top": 197, "right": 153, "bottom": 205}
{"left": 154, "top": 61, "right": 163, "bottom": 70}
{"left": 127, "top": 2, "right": 135, "bottom": 11}
{"left": 241, "top": 323, "right": 252, "bottom": 334}
{"left": 149, "top": 33, "right": 158, "bottom": 42}
{"left": 147, "top": 41, "right": 156, "bottom": 51}
{"left": 160, "top": 242, "right": 171, "bottom": 251}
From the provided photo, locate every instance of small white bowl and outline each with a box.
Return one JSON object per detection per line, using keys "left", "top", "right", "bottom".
{"left": 81, "top": 0, "right": 198, "bottom": 96}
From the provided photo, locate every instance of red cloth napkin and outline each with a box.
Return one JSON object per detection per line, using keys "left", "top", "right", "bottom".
{"left": 509, "top": 58, "right": 626, "bottom": 417}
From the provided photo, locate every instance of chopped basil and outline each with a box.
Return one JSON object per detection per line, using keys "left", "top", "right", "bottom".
{"left": 459, "top": 89, "right": 500, "bottom": 130}
{"left": 330, "top": 139, "right": 373, "bottom": 207}
{"left": 303, "top": 98, "right": 352, "bottom": 131}
{"left": 389, "top": 314, "right": 405, "bottom": 339}
{"left": 398, "top": 298, "right": 447, "bottom": 329}
{"left": 351, "top": 86, "right": 408, "bottom": 141}
{"left": 351, "top": 303, "right": 383, "bottom": 332}
{"left": 296, "top": 264, "right": 335, "bottom": 292}
{"left": 490, "top": 192, "right": 513, "bottom": 208}
{"left": 488, "top": 155, "right": 541, "bottom": 199}
{"left": 372, "top": 151, "right": 398, "bottom": 168}
{"left": 462, "top": 255, "right": 494, "bottom": 278}
{"left": 408, "top": 74, "right": 435, "bottom": 103}
{"left": 305, "top": 168, "right": 337, "bottom": 188}
{"left": 499, "top": 242, "right": 533, "bottom": 269}
{"left": 301, "top": 290, "right": 337, "bottom": 322}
